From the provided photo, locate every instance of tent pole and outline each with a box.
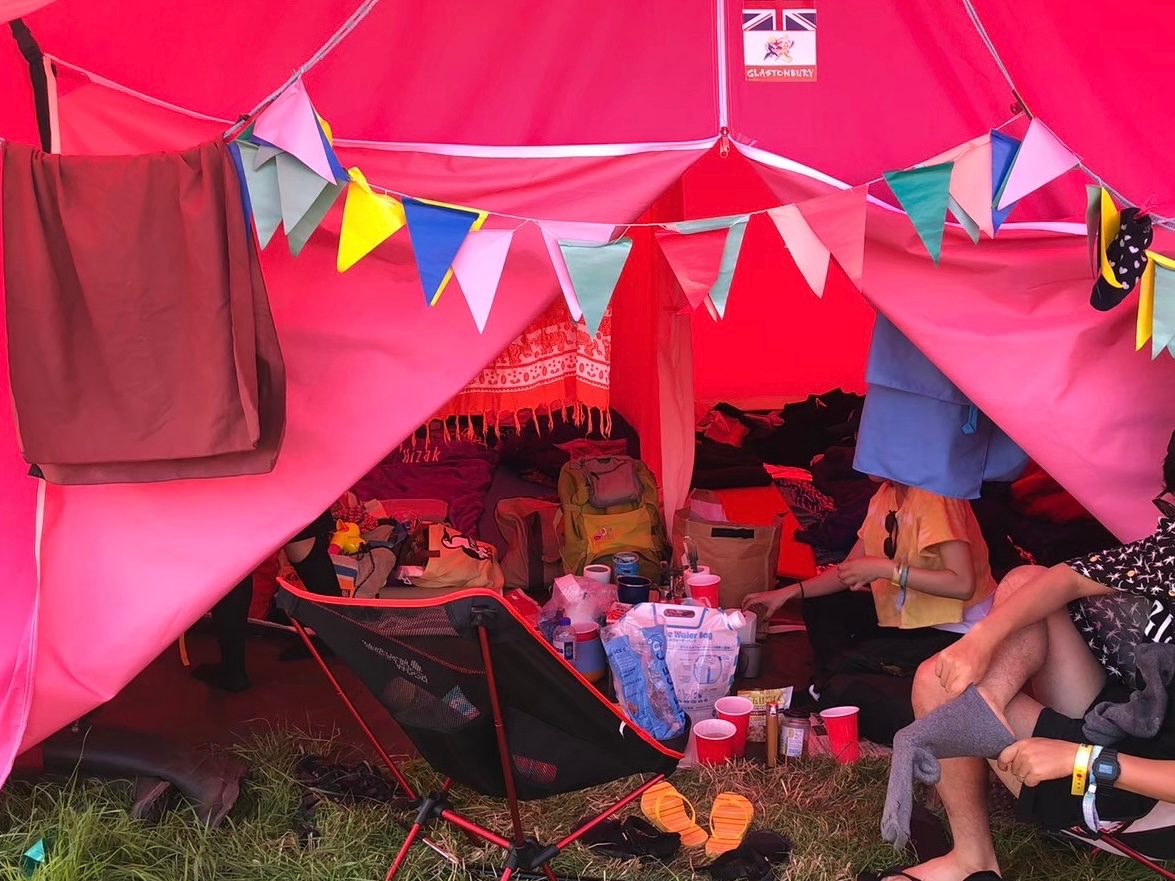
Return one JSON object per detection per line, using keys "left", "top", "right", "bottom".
{"left": 7, "top": 19, "right": 53, "bottom": 152}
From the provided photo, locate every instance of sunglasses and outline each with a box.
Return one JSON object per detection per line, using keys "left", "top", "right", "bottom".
{"left": 884, "top": 510, "right": 899, "bottom": 560}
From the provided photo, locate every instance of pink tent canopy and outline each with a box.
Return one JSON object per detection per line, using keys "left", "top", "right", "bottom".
{"left": 2, "top": 0, "right": 1175, "bottom": 785}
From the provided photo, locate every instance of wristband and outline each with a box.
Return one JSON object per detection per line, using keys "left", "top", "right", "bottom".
{"left": 890, "top": 565, "right": 902, "bottom": 588}
{"left": 1071, "top": 743, "right": 1093, "bottom": 796}
{"left": 899, "top": 564, "right": 910, "bottom": 589}
{"left": 797, "top": 581, "right": 806, "bottom": 601}
{"left": 1082, "top": 746, "right": 1104, "bottom": 831}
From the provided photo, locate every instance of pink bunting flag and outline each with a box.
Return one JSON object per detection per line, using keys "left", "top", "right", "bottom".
{"left": 949, "top": 138, "right": 994, "bottom": 238}
{"left": 451, "top": 229, "right": 514, "bottom": 333}
{"left": 655, "top": 226, "right": 729, "bottom": 312}
{"left": 253, "top": 79, "right": 335, "bottom": 182}
{"left": 795, "top": 186, "right": 867, "bottom": 289}
{"left": 539, "top": 220, "right": 617, "bottom": 321}
{"left": 995, "top": 118, "right": 1079, "bottom": 210}
{"left": 767, "top": 204, "right": 831, "bottom": 297}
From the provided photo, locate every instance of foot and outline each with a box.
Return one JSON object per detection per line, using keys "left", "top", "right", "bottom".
{"left": 191, "top": 663, "right": 251, "bottom": 694}
{"left": 872, "top": 852, "right": 1001, "bottom": 881}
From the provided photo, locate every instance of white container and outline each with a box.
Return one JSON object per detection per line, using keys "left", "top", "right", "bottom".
{"left": 737, "top": 611, "right": 758, "bottom": 645}
{"left": 583, "top": 564, "right": 612, "bottom": 584}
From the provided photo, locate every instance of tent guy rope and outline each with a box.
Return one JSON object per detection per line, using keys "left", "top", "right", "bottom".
{"left": 222, "top": 0, "right": 381, "bottom": 140}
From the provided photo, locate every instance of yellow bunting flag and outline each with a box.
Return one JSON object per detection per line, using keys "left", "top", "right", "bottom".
{"left": 337, "top": 168, "right": 406, "bottom": 272}
{"left": 1138, "top": 255, "right": 1156, "bottom": 351}
{"left": 1099, "top": 188, "right": 1123, "bottom": 290}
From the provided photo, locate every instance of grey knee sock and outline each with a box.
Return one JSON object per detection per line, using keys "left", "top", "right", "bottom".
{"left": 881, "top": 685, "right": 1015, "bottom": 849}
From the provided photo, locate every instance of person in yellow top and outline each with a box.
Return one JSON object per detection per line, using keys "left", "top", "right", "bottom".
{"left": 743, "top": 478, "right": 996, "bottom": 636}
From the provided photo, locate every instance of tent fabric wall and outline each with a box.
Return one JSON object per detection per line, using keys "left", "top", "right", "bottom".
{"left": 3, "top": 0, "right": 1175, "bottom": 784}
{"left": 0, "top": 76, "right": 707, "bottom": 776}
{"left": 752, "top": 160, "right": 1175, "bottom": 544}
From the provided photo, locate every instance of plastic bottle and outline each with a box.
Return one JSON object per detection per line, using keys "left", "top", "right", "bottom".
{"left": 552, "top": 617, "right": 577, "bottom": 664}
{"left": 766, "top": 703, "right": 779, "bottom": 768}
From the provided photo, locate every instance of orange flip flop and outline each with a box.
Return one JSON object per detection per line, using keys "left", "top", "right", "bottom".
{"left": 640, "top": 780, "right": 709, "bottom": 848}
{"left": 705, "top": 792, "right": 755, "bottom": 858}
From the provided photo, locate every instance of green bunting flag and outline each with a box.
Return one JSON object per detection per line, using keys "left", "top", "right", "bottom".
{"left": 233, "top": 140, "right": 282, "bottom": 248}
{"left": 884, "top": 163, "right": 954, "bottom": 264}
{"left": 559, "top": 237, "right": 634, "bottom": 337}
{"left": 668, "top": 214, "right": 750, "bottom": 318}
{"left": 1152, "top": 258, "right": 1175, "bottom": 359}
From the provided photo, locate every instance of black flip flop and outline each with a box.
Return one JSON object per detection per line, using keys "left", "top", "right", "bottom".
{"left": 705, "top": 844, "right": 774, "bottom": 881}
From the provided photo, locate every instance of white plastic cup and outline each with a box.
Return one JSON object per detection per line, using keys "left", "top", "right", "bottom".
{"left": 583, "top": 564, "right": 612, "bottom": 584}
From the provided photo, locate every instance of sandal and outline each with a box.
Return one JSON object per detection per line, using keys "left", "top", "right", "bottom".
{"left": 706, "top": 792, "right": 755, "bottom": 858}
{"left": 576, "top": 815, "right": 681, "bottom": 863}
{"left": 640, "top": 780, "right": 709, "bottom": 848}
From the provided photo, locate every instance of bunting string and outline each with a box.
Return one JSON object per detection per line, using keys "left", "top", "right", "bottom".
{"left": 959, "top": 0, "right": 1175, "bottom": 230}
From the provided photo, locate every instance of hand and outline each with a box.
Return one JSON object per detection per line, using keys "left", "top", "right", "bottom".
{"left": 836, "top": 557, "right": 890, "bottom": 591}
{"left": 741, "top": 584, "right": 797, "bottom": 617}
{"left": 933, "top": 632, "right": 995, "bottom": 697}
{"left": 997, "top": 738, "right": 1080, "bottom": 787}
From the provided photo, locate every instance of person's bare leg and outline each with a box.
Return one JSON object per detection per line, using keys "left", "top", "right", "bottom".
{"left": 878, "top": 566, "right": 1092, "bottom": 881}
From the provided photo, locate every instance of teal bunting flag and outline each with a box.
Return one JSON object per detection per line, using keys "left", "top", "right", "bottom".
{"left": 276, "top": 152, "right": 331, "bottom": 237}
{"left": 884, "top": 163, "right": 954, "bottom": 264}
{"left": 288, "top": 181, "right": 344, "bottom": 257}
{"left": 234, "top": 140, "right": 282, "bottom": 248}
{"left": 1152, "top": 260, "right": 1175, "bottom": 359}
{"left": 402, "top": 198, "right": 483, "bottom": 306}
{"left": 671, "top": 214, "right": 750, "bottom": 318}
{"left": 947, "top": 195, "right": 980, "bottom": 244}
{"left": 559, "top": 237, "right": 634, "bottom": 336}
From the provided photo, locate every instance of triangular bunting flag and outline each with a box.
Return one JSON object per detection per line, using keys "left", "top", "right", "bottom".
{"left": 559, "top": 237, "right": 634, "bottom": 336}
{"left": 1138, "top": 252, "right": 1156, "bottom": 352}
{"left": 947, "top": 195, "right": 981, "bottom": 244}
{"left": 315, "top": 114, "right": 349, "bottom": 184}
{"left": 1151, "top": 254, "right": 1175, "bottom": 359}
{"left": 795, "top": 186, "right": 868, "bottom": 288}
{"left": 1086, "top": 185, "right": 1102, "bottom": 277}
{"left": 276, "top": 152, "right": 331, "bottom": 235}
{"left": 253, "top": 78, "right": 335, "bottom": 182}
{"left": 540, "top": 221, "right": 617, "bottom": 321}
{"left": 923, "top": 135, "right": 994, "bottom": 239}
{"left": 288, "top": 181, "right": 344, "bottom": 257}
{"left": 452, "top": 228, "right": 514, "bottom": 333}
{"left": 996, "top": 118, "right": 1079, "bottom": 210}
{"left": 1098, "top": 187, "right": 1123, "bottom": 289}
{"left": 337, "top": 168, "right": 406, "bottom": 272}
{"left": 660, "top": 214, "right": 749, "bottom": 319}
{"left": 655, "top": 226, "right": 730, "bottom": 312}
{"left": 884, "top": 163, "right": 954, "bottom": 264}
{"left": 254, "top": 144, "right": 281, "bottom": 168}
{"left": 990, "top": 131, "right": 1022, "bottom": 232}
{"left": 950, "top": 138, "right": 995, "bottom": 239}
{"left": 403, "top": 198, "right": 485, "bottom": 306}
{"left": 767, "top": 203, "right": 831, "bottom": 297}
{"left": 233, "top": 140, "right": 282, "bottom": 248}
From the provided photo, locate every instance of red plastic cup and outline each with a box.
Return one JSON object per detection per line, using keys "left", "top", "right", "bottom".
{"left": 821, "top": 706, "right": 861, "bottom": 763}
{"left": 714, "top": 696, "right": 754, "bottom": 757}
{"left": 686, "top": 573, "right": 722, "bottom": 608}
{"left": 694, "top": 719, "right": 737, "bottom": 765}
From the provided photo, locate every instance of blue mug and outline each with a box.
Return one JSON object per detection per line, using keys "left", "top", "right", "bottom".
{"left": 616, "top": 575, "right": 652, "bottom": 605}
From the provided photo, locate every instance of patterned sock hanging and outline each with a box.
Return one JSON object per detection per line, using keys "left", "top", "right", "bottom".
{"left": 1091, "top": 207, "right": 1154, "bottom": 311}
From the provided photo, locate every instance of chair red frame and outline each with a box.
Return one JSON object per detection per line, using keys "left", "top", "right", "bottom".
{"left": 278, "top": 580, "right": 683, "bottom": 881}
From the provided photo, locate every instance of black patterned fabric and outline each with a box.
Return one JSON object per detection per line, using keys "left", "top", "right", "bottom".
{"left": 1066, "top": 509, "right": 1175, "bottom": 686}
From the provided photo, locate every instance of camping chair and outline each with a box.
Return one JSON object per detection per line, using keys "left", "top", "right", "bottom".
{"left": 1057, "top": 800, "right": 1175, "bottom": 880}
{"left": 275, "top": 579, "right": 686, "bottom": 881}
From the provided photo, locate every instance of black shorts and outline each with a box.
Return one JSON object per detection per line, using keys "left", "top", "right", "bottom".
{"left": 1016, "top": 683, "right": 1160, "bottom": 830}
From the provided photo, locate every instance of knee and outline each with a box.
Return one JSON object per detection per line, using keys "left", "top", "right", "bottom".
{"left": 911, "top": 658, "right": 943, "bottom": 717}
{"left": 994, "top": 565, "right": 1048, "bottom": 606}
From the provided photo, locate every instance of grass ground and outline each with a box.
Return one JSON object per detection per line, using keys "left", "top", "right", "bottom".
{"left": 0, "top": 730, "right": 1161, "bottom": 881}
